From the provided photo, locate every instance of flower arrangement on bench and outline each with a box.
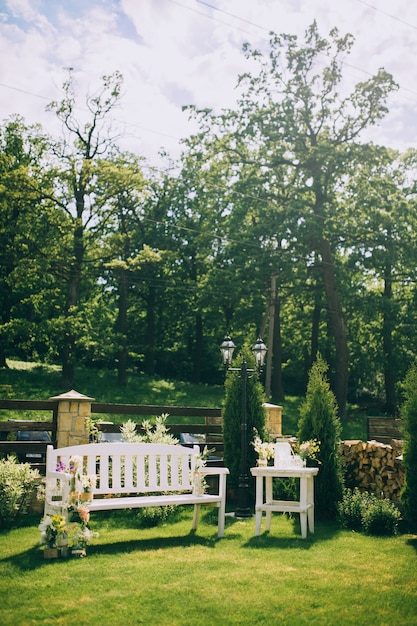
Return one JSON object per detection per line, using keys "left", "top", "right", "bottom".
{"left": 39, "top": 514, "right": 68, "bottom": 558}
{"left": 69, "top": 505, "right": 99, "bottom": 557}
{"left": 55, "top": 455, "right": 97, "bottom": 506}
{"left": 39, "top": 505, "right": 99, "bottom": 558}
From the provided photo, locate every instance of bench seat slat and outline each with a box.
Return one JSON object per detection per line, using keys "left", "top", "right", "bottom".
{"left": 87, "top": 493, "right": 223, "bottom": 511}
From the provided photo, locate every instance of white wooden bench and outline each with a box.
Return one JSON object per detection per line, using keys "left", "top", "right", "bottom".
{"left": 44, "top": 442, "right": 229, "bottom": 537}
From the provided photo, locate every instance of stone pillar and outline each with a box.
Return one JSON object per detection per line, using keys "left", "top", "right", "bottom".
{"left": 50, "top": 390, "right": 95, "bottom": 448}
{"left": 263, "top": 403, "right": 283, "bottom": 437}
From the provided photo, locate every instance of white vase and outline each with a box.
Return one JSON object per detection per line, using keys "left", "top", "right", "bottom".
{"left": 257, "top": 458, "right": 268, "bottom": 467}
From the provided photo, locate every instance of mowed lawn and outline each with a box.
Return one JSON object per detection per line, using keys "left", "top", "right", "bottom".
{"left": 1, "top": 508, "right": 416, "bottom": 626}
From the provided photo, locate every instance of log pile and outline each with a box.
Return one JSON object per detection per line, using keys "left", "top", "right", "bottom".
{"left": 340, "top": 439, "right": 404, "bottom": 502}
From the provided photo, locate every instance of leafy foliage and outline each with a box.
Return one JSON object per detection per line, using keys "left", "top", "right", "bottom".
{"left": 0, "top": 457, "right": 40, "bottom": 529}
{"left": 338, "top": 487, "right": 401, "bottom": 536}
{"left": 400, "top": 363, "right": 417, "bottom": 531}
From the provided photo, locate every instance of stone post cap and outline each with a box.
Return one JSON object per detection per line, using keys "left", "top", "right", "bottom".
{"left": 262, "top": 403, "right": 283, "bottom": 409}
{"left": 49, "top": 389, "right": 95, "bottom": 401}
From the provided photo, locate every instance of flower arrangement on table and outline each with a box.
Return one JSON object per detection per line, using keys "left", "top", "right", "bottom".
{"left": 297, "top": 439, "right": 321, "bottom": 465}
{"left": 251, "top": 430, "right": 275, "bottom": 465}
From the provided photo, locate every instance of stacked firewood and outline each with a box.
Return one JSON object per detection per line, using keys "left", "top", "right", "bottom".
{"left": 339, "top": 439, "right": 404, "bottom": 502}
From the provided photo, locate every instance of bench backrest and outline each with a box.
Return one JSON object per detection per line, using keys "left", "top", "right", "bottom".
{"left": 46, "top": 442, "right": 200, "bottom": 494}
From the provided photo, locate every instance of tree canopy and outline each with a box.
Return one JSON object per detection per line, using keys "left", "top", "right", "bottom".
{"left": 1, "top": 24, "right": 416, "bottom": 415}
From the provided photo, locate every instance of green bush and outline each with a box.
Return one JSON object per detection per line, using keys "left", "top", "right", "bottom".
{"left": 338, "top": 487, "right": 372, "bottom": 531}
{"left": 338, "top": 488, "right": 401, "bottom": 536}
{"left": 0, "top": 457, "right": 40, "bottom": 530}
{"left": 136, "top": 505, "right": 180, "bottom": 528}
{"left": 362, "top": 498, "right": 402, "bottom": 536}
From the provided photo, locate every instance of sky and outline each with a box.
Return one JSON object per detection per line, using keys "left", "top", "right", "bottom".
{"left": 1, "top": 0, "right": 417, "bottom": 170}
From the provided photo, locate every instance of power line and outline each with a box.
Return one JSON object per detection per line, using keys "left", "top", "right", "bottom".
{"left": 187, "top": 0, "right": 417, "bottom": 102}
{"left": 355, "top": 0, "right": 417, "bottom": 31}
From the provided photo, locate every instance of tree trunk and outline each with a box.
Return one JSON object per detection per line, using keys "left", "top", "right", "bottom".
{"left": 382, "top": 259, "right": 396, "bottom": 414}
{"left": 271, "top": 294, "right": 284, "bottom": 403}
{"left": 193, "top": 312, "right": 203, "bottom": 383}
{"left": 117, "top": 269, "right": 128, "bottom": 386}
{"left": 311, "top": 292, "right": 321, "bottom": 366}
{"left": 60, "top": 191, "right": 84, "bottom": 389}
{"left": 144, "top": 284, "right": 156, "bottom": 376}
{"left": 319, "top": 237, "right": 349, "bottom": 418}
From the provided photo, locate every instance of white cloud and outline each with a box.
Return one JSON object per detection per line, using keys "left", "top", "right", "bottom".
{"left": 1, "top": 0, "right": 417, "bottom": 166}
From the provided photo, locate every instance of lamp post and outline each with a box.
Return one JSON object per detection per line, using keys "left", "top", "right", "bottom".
{"left": 220, "top": 335, "right": 268, "bottom": 518}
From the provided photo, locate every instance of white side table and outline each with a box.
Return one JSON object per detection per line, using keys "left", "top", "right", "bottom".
{"left": 250, "top": 466, "right": 319, "bottom": 538}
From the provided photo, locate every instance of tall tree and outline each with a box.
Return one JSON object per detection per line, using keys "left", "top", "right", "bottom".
{"left": 46, "top": 69, "right": 123, "bottom": 387}
{"left": 0, "top": 117, "right": 54, "bottom": 366}
{"left": 96, "top": 152, "right": 160, "bottom": 385}
{"left": 186, "top": 22, "right": 397, "bottom": 416}
{"left": 343, "top": 146, "right": 417, "bottom": 412}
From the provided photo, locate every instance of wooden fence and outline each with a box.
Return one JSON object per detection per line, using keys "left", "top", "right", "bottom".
{"left": 366, "top": 417, "right": 403, "bottom": 445}
{"left": 0, "top": 399, "right": 223, "bottom": 473}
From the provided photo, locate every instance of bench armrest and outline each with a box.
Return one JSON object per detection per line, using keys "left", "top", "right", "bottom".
{"left": 46, "top": 470, "right": 72, "bottom": 481}
{"left": 45, "top": 471, "right": 72, "bottom": 510}
{"left": 199, "top": 467, "right": 229, "bottom": 476}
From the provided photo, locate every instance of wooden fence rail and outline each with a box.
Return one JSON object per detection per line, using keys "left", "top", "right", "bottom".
{"left": 0, "top": 399, "right": 223, "bottom": 473}
{"left": 366, "top": 417, "right": 403, "bottom": 445}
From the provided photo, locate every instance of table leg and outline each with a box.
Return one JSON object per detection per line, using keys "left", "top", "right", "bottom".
{"left": 307, "top": 475, "right": 315, "bottom": 534}
{"left": 265, "top": 476, "right": 273, "bottom": 531}
{"left": 255, "top": 475, "right": 263, "bottom": 536}
{"left": 299, "top": 476, "right": 308, "bottom": 538}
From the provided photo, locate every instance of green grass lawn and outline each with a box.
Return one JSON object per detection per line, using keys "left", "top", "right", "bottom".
{"left": 1, "top": 509, "right": 416, "bottom": 625}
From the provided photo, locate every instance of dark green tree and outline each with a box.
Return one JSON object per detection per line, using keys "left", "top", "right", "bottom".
{"left": 0, "top": 116, "right": 58, "bottom": 366}
{"left": 400, "top": 364, "right": 417, "bottom": 531}
{"left": 298, "top": 354, "right": 343, "bottom": 519}
{"left": 222, "top": 347, "right": 266, "bottom": 493}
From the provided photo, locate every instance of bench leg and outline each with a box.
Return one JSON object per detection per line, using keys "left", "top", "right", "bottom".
{"left": 217, "top": 497, "right": 226, "bottom": 538}
{"left": 299, "top": 511, "right": 307, "bottom": 539}
{"left": 192, "top": 504, "right": 201, "bottom": 531}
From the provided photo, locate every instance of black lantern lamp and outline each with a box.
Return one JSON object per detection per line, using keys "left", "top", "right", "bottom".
{"left": 220, "top": 335, "right": 236, "bottom": 366}
{"left": 252, "top": 337, "right": 268, "bottom": 369}
{"left": 220, "top": 334, "right": 268, "bottom": 518}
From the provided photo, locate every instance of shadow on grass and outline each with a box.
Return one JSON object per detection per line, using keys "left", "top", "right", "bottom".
{"left": 243, "top": 518, "right": 342, "bottom": 550}
{"left": 0, "top": 530, "right": 224, "bottom": 572}
{"left": 406, "top": 535, "right": 417, "bottom": 553}
{"left": 0, "top": 508, "right": 239, "bottom": 572}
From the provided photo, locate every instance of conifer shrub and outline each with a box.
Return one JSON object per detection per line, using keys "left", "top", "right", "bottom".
{"left": 222, "top": 348, "right": 266, "bottom": 491}
{"left": 400, "top": 364, "right": 417, "bottom": 532}
{"left": 297, "top": 354, "right": 344, "bottom": 520}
